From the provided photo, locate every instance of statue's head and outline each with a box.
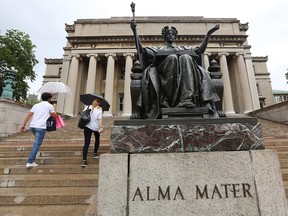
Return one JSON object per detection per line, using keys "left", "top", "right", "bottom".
{"left": 161, "top": 26, "right": 178, "bottom": 39}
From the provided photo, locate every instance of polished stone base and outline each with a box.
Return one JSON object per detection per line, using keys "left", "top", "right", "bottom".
{"left": 111, "top": 117, "right": 264, "bottom": 153}
{"left": 161, "top": 107, "right": 209, "bottom": 118}
{"left": 97, "top": 150, "right": 287, "bottom": 216}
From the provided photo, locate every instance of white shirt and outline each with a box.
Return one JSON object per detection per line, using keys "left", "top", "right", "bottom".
{"left": 30, "top": 101, "right": 55, "bottom": 129}
{"left": 85, "top": 106, "right": 102, "bottom": 132}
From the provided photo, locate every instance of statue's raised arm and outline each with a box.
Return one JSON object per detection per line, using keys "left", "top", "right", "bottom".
{"left": 130, "top": 2, "right": 144, "bottom": 67}
{"left": 196, "top": 24, "right": 220, "bottom": 55}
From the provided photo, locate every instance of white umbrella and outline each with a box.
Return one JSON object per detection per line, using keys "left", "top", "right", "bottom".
{"left": 37, "top": 82, "right": 72, "bottom": 95}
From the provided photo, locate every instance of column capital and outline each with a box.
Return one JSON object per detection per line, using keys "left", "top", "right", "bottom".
{"left": 105, "top": 53, "right": 117, "bottom": 58}
{"left": 63, "top": 55, "right": 72, "bottom": 61}
{"left": 123, "top": 53, "right": 135, "bottom": 58}
{"left": 204, "top": 52, "right": 211, "bottom": 56}
{"left": 218, "top": 52, "right": 229, "bottom": 56}
{"left": 71, "top": 54, "right": 81, "bottom": 59}
{"left": 235, "top": 52, "right": 245, "bottom": 57}
{"left": 87, "top": 53, "right": 99, "bottom": 58}
{"left": 243, "top": 53, "right": 252, "bottom": 59}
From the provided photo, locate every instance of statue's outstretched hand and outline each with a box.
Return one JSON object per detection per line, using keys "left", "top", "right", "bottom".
{"left": 214, "top": 24, "right": 220, "bottom": 31}
{"left": 130, "top": 19, "right": 137, "bottom": 32}
{"left": 208, "top": 24, "right": 220, "bottom": 35}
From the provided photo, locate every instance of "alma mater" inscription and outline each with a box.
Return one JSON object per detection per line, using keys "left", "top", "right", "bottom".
{"left": 132, "top": 183, "right": 253, "bottom": 201}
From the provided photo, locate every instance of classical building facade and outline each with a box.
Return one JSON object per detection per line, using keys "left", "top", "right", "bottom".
{"left": 273, "top": 90, "right": 288, "bottom": 103}
{"left": 43, "top": 16, "right": 274, "bottom": 117}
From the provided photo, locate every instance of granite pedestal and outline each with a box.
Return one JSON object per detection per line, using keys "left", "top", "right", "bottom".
{"left": 97, "top": 117, "right": 287, "bottom": 215}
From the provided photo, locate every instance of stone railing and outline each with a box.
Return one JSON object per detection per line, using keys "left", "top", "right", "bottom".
{"left": 248, "top": 101, "right": 288, "bottom": 125}
{"left": 0, "top": 99, "right": 31, "bottom": 138}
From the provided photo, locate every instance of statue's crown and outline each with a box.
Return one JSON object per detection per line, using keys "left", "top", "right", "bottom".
{"left": 161, "top": 26, "right": 178, "bottom": 37}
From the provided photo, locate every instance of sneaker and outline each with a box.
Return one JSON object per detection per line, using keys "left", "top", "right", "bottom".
{"left": 93, "top": 153, "right": 100, "bottom": 159}
{"left": 26, "top": 162, "right": 39, "bottom": 168}
{"left": 81, "top": 160, "right": 88, "bottom": 167}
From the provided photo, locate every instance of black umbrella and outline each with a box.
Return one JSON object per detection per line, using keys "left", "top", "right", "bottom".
{"left": 80, "top": 93, "right": 110, "bottom": 111}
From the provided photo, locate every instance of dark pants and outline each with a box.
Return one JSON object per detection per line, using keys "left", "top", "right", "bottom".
{"left": 83, "top": 127, "right": 100, "bottom": 160}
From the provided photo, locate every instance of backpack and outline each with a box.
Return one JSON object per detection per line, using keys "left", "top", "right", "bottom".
{"left": 78, "top": 108, "right": 91, "bottom": 129}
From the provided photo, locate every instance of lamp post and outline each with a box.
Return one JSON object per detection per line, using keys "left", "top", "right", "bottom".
{"left": 0, "top": 66, "right": 17, "bottom": 100}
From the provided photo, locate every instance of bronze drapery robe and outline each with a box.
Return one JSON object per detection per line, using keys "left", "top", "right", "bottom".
{"left": 137, "top": 45, "right": 220, "bottom": 119}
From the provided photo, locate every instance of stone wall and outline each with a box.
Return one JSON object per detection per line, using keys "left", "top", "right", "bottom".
{"left": 249, "top": 101, "right": 288, "bottom": 125}
{"left": 0, "top": 99, "right": 31, "bottom": 138}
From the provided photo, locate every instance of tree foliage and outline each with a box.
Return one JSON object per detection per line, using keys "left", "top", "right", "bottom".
{"left": 0, "top": 29, "right": 38, "bottom": 100}
{"left": 0, "top": 63, "right": 6, "bottom": 96}
{"left": 285, "top": 68, "right": 288, "bottom": 84}
{"left": 25, "top": 97, "right": 39, "bottom": 106}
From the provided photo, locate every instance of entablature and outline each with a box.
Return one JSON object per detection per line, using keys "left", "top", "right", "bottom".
{"left": 66, "top": 35, "right": 248, "bottom": 49}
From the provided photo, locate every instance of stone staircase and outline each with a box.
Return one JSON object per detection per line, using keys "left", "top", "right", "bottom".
{"left": 0, "top": 116, "right": 117, "bottom": 216}
{"left": 0, "top": 116, "right": 287, "bottom": 215}
{"left": 258, "top": 117, "right": 288, "bottom": 197}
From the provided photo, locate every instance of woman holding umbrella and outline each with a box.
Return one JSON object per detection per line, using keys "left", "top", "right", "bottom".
{"left": 81, "top": 98, "right": 103, "bottom": 167}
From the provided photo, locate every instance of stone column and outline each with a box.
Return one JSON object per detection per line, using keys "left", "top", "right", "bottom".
{"left": 236, "top": 53, "right": 253, "bottom": 114}
{"left": 219, "top": 52, "right": 235, "bottom": 115}
{"left": 57, "top": 55, "right": 71, "bottom": 114}
{"left": 203, "top": 52, "right": 211, "bottom": 71}
{"left": 86, "top": 54, "right": 99, "bottom": 94}
{"left": 244, "top": 53, "right": 260, "bottom": 110}
{"left": 63, "top": 54, "right": 80, "bottom": 116}
{"left": 103, "top": 53, "right": 116, "bottom": 116}
{"left": 122, "top": 53, "right": 134, "bottom": 117}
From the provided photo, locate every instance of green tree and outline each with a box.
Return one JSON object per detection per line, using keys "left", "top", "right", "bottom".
{"left": 286, "top": 68, "right": 288, "bottom": 84}
{"left": 25, "top": 97, "right": 39, "bottom": 106}
{"left": 0, "top": 62, "right": 6, "bottom": 96}
{"left": 0, "top": 29, "right": 38, "bottom": 100}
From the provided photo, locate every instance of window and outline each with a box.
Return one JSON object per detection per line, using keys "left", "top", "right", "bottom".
{"left": 119, "top": 94, "right": 124, "bottom": 111}
{"left": 256, "top": 84, "right": 261, "bottom": 95}
{"left": 103, "top": 70, "right": 106, "bottom": 80}
{"left": 58, "top": 67, "right": 62, "bottom": 77}
{"left": 120, "top": 66, "right": 125, "bottom": 80}
{"left": 274, "top": 96, "right": 281, "bottom": 103}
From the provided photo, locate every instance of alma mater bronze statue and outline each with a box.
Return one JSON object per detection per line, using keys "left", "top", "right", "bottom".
{"left": 130, "top": 2, "right": 222, "bottom": 119}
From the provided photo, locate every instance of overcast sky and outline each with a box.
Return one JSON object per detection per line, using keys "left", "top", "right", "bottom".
{"left": 1, "top": 0, "right": 288, "bottom": 94}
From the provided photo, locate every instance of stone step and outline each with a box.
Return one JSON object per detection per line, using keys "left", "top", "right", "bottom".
{"left": 279, "top": 159, "right": 288, "bottom": 169}
{"left": 0, "top": 164, "right": 99, "bottom": 175}
{"left": 0, "top": 173, "right": 98, "bottom": 188}
{"left": 0, "top": 205, "right": 90, "bottom": 216}
{"left": 0, "top": 144, "right": 110, "bottom": 152}
{"left": 281, "top": 170, "right": 288, "bottom": 181}
{"left": 265, "top": 146, "right": 288, "bottom": 152}
{"left": 0, "top": 151, "right": 82, "bottom": 158}
{"left": 283, "top": 181, "right": 288, "bottom": 187}
{"left": 0, "top": 149, "right": 109, "bottom": 158}
{"left": 0, "top": 187, "right": 97, "bottom": 205}
{"left": 265, "top": 144, "right": 288, "bottom": 149}
{"left": 0, "top": 134, "right": 111, "bottom": 143}
{"left": 0, "top": 162, "right": 99, "bottom": 175}
{"left": 277, "top": 152, "right": 288, "bottom": 160}
{"left": 0, "top": 136, "right": 110, "bottom": 142}
{"left": 0, "top": 156, "right": 100, "bottom": 165}
{"left": 264, "top": 138, "right": 288, "bottom": 146}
